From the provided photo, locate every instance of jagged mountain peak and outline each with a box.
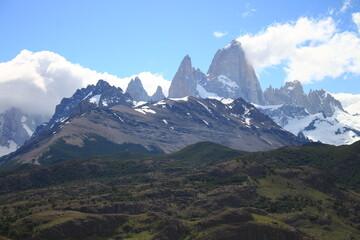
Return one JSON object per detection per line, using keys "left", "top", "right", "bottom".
{"left": 282, "top": 80, "right": 303, "bottom": 91}
{"left": 150, "top": 85, "right": 165, "bottom": 102}
{"left": 205, "top": 40, "right": 264, "bottom": 103}
{"left": 168, "top": 55, "right": 198, "bottom": 98}
{"left": 168, "top": 40, "right": 264, "bottom": 103}
{"left": 264, "top": 80, "right": 344, "bottom": 117}
{"left": 33, "top": 79, "right": 133, "bottom": 137}
{"left": 126, "top": 77, "right": 150, "bottom": 101}
{"left": 178, "top": 54, "right": 192, "bottom": 73}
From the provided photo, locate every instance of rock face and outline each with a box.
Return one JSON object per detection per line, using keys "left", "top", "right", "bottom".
{"left": 264, "top": 80, "right": 344, "bottom": 117}
{"left": 125, "top": 77, "right": 150, "bottom": 101}
{"left": 34, "top": 80, "right": 133, "bottom": 137}
{"left": 307, "top": 89, "right": 344, "bottom": 117}
{"left": 168, "top": 55, "right": 198, "bottom": 98}
{"left": 168, "top": 41, "right": 264, "bottom": 104}
{"left": 205, "top": 41, "right": 264, "bottom": 104}
{"left": 150, "top": 86, "right": 166, "bottom": 102}
{"left": 0, "top": 108, "right": 46, "bottom": 157}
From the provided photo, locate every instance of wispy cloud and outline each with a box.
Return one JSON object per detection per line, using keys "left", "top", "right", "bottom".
{"left": 213, "top": 31, "right": 228, "bottom": 38}
{"left": 353, "top": 12, "right": 360, "bottom": 32}
{"left": 242, "top": 3, "right": 256, "bottom": 18}
{"left": 340, "top": 0, "right": 351, "bottom": 13}
{"left": 0, "top": 50, "right": 170, "bottom": 115}
{"left": 237, "top": 16, "right": 360, "bottom": 84}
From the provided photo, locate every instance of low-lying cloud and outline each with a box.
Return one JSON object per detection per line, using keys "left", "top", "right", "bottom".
{"left": 237, "top": 15, "right": 360, "bottom": 84}
{"left": 0, "top": 50, "right": 170, "bottom": 116}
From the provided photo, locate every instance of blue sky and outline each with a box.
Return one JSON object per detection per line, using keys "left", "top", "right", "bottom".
{"left": 0, "top": 0, "right": 360, "bottom": 96}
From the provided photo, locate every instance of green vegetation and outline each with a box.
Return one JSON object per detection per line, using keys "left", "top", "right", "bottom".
{"left": 0, "top": 141, "right": 360, "bottom": 239}
{"left": 241, "top": 141, "right": 360, "bottom": 191}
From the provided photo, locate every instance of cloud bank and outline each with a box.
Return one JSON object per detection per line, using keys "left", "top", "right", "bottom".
{"left": 0, "top": 50, "right": 170, "bottom": 116}
{"left": 237, "top": 16, "right": 360, "bottom": 84}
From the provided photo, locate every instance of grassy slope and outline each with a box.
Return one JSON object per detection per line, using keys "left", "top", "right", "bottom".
{"left": 0, "top": 141, "right": 360, "bottom": 239}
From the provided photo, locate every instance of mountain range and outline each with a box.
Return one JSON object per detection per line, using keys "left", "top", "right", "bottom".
{"left": 0, "top": 79, "right": 303, "bottom": 167}
{"left": 0, "top": 39, "right": 359, "bottom": 160}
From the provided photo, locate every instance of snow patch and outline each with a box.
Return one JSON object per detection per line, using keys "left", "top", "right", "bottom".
{"left": 134, "top": 109, "right": 146, "bottom": 114}
{"left": 169, "top": 97, "right": 189, "bottom": 102}
{"left": 202, "top": 120, "right": 209, "bottom": 126}
{"left": 196, "top": 84, "right": 219, "bottom": 98}
{"left": 220, "top": 98, "right": 235, "bottom": 105}
{"left": 89, "top": 94, "right": 101, "bottom": 105}
{"left": 22, "top": 123, "right": 33, "bottom": 137}
{"left": 154, "top": 100, "right": 167, "bottom": 106}
{"left": 21, "top": 116, "right": 27, "bottom": 123}
{"left": 217, "top": 75, "right": 238, "bottom": 89}
{"left": 197, "top": 101, "right": 212, "bottom": 113}
{"left": 253, "top": 104, "right": 283, "bottom": 110}
{"left": 162, "top": 119, "right": 168, "bottom": 124}
{"left": 133, "top": 101, "right": 148, "bottom": 108}
{"left": 141, "top": 106, "right": 156, "bottom": 114}
{"left": 113, "top": 113, "right": 124, "bottom": 122}
{"left": 0, "top": 140, "right": 18, "bottom": 157}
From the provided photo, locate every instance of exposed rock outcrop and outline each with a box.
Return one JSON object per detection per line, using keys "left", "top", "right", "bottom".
{"left": 125, "top": 77, "right": 150, "bottom": 101}
{"left": 168, "top": 55, "right": 198, "bottom": 98}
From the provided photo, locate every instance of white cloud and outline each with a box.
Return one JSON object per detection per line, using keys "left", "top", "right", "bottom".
{"left": 236, "top": 16, "right": 360, "bottom": 84}
{"left": 242, "top": 3, "right": 256, "bottom": 18}
{"left": 213, "top": 31, "right": 228, "bottom": 38}
{"left": 353, "top": 12, "right": 360, "bottom": 32}
{"left": 333, "top": 92, "right": 360, "bottom": 114}
{"left": 340, "top": 0, "right": 351, "bottom": 13}
{"left": 0, "top": 50, "right": 170, "bottom": 116}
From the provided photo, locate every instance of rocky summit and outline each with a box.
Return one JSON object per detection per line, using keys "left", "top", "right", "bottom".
{"left": 168, "top": 40, "right": 264, "bottom": 104}
{"left": 168, "top": 55, "right": 198, "bottom": 98}
{"left": 263, "top": 80, "right": 344, "bottom": 117}
{"left": 125, "top": 77, "right": 150, "bottom": 102}
{"left": 149, "top": 85, "right": 166, "bottom": 102}
{"left": 205, "top": 40, "right": 264, "bottom": 103}
{"left": 33, "top": 80, "right": 134, "bottom": 138}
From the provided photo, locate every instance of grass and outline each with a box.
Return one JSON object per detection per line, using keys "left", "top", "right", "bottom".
{"left": 252, "top": 214, "right": 287, "bottom": 227}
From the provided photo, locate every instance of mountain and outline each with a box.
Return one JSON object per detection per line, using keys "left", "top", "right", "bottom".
{"left": 0, "top": 108, "right": 47, "bottom": 157}
{"left": 149, "top": 85, "right": 166, "bottom": 102}
{"left": 258, "top": 81, "right": 360, "bottom": 145}
{"left": 168, "top": 55, "right": 199, "bottom": 98}
{"left": 168, "top": 41, "right": 264, "bottom": 104}
{"left": 33, "top": 80, "right": 133, "bottom": 138}
{"left": 205, "top": 40, "right": 264, "bottom": 103}
{"left": 1, "top": 141, "right": 360, "bottom": 239}
{"left": 125, "top": 77, "right": 150, "bottom": 101}
{"left": 263, "top": 80, "right": 344, "bottom": 117}
{"left": 0, "top": 84, "right": 304, "bottom": 167}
